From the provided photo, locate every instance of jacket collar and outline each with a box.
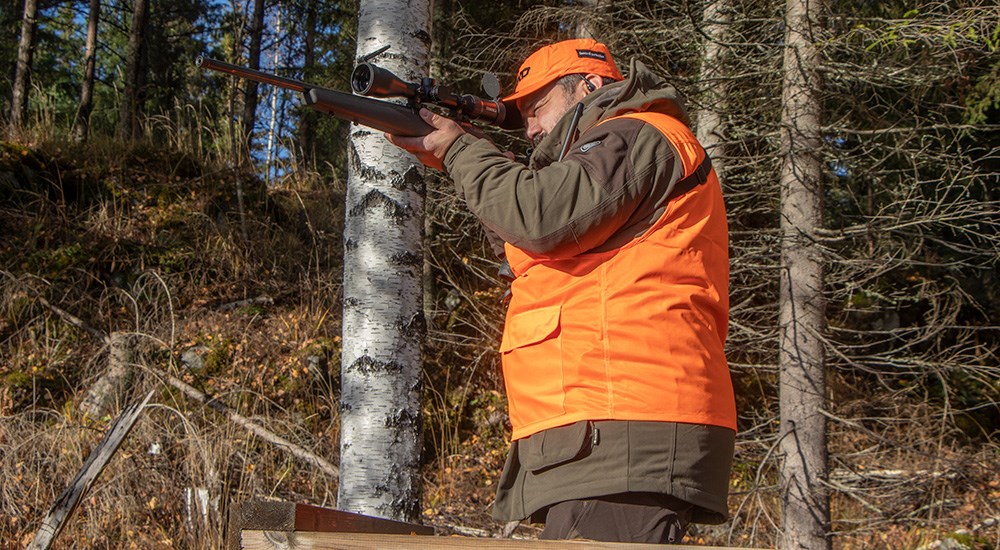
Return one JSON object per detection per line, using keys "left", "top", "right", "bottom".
{"left": 529, "top": 59, "right": 690, "bottom": 169}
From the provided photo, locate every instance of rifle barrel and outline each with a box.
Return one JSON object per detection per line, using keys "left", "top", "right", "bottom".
{"left": 196, "top": 56, "right": 310, "bottom": 94}
{"left": 196, "top": 55, "right": 434, "bottom": 137}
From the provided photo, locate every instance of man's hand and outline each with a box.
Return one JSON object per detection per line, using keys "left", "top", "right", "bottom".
{"left": 386, "top": 108, "right": 466, "bottom": 171}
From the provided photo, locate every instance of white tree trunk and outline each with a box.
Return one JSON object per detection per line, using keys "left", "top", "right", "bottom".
{"left": 80, "top": 332, "right": 138, "bottom": 418}
{"left": 574, "top": 0, "right": 600, "bottom": 39}
{"left": 777, "top": 0, "right": 830, "bottom": 547}
{"left": 265, "top": 7, "right": 282, "bottom": 184}
{"left": 338, "top": 0, "right": 430, "bottom": 522}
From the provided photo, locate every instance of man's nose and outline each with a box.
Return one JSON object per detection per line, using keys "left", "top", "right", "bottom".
{"left": 525, "top": 117, "right": 541, "bottom": 141}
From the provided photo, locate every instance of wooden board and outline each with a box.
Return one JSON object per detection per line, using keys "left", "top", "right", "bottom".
{"left": 28, "top": 391, "right": 154, "bottom": 550}
{"left": 241, "top": 531, "right": 763, "bottom": 549}
{"left": 229, "top": 500, "right": 434, "bottom": 550}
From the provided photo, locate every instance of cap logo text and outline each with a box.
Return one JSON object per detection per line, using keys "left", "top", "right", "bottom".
{"left": 517, "top": 67, "right": 531, "bottom": 82}
{"left": 576, "top": 49, "right": 607, "bottom": 61}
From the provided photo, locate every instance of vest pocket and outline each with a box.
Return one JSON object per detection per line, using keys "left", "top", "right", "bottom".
{"left": 500, "top": 306, "right": 561, "bottom": 352}
{"left": 500, "top": 305, "right": 565, "bottom": 431}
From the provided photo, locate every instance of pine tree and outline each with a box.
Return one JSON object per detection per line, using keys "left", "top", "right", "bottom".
{"left": 8, "top": 0, "right": 38, "bottom": 137}
{"left": 777, "top": 0, "right": 830, "bottom": 546}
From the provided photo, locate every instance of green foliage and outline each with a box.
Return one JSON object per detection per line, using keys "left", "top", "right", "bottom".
{"left": 965, "top": 61, "right": 1000, "bottom": 125}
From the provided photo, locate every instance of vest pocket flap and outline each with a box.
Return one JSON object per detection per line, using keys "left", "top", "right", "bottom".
{"left": 517, "top": 421, "right": 590, "bottom": 473}
{"left": 500, "top": 306, "right": 561, "bottom": 353}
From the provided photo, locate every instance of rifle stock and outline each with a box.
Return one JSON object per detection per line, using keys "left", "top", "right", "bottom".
{"left": 303, "top": 87, "right": 432, "bottom": 137}
{"left": 196, "top": 56, "right": 432, "bottom": 137}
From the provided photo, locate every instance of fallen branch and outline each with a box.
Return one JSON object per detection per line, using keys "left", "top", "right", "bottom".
{"left": 212, "top": 295, "right": 274, "bottom": 312}
{"left": 36, "top": 295, "right": 339, "bottom": 481}
{"left": 829, "top": 468, "right": 957, "bottom": 485}
{"left": 155, "top": 366, "right": 339, "bottom": 479}
{"left": 37, "top": 296, "right": 110, "bottom": 345}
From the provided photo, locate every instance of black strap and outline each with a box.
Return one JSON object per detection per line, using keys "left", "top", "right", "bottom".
{"left": 668, "top": 153, "right": 713, "bottom": 200}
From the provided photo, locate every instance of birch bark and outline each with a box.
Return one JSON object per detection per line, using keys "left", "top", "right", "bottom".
{"left": 338, "top": 0, "right": 431, "bottom": 522}
{"left": 695, "top": 0, "right": 730, "bottom": 181}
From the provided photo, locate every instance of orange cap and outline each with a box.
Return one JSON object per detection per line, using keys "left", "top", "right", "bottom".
{"left": 504, "top": 39, "right": 622, "bottom": 102}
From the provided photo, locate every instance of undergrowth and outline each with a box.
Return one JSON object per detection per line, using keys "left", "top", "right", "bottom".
{"left": 1, "top": 133, "right": 997, "bottom": 549}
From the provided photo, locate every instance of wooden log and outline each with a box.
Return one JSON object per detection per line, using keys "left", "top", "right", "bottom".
{"left": 229, "top": 500, "right": 434, "bottom": 550}
{"left": 241, "top": 531, "right": 762, "bottom": 549}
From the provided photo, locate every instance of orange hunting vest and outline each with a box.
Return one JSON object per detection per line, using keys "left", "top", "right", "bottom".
{"left": 501, "top": 111, "right": 737, "bottom": 440}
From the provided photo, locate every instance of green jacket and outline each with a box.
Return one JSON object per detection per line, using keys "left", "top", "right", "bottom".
{"left": 443, "top": 59, "right": 735, "bottom": 524}
{"left": 444, "top": 59, "right": 692, "bottom": 257}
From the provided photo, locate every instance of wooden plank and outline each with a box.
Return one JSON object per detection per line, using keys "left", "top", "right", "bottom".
{"left": 28, "top": 391, "right": 154, "bottom": 550}
{"left": 229, "top": 500, "right": 433, "bottom": 550}
{"left": 293, "top": 502, "right": 433, "bottom": 535}
{"left": 241, "top": 531, "right": 764, "bottom": 550}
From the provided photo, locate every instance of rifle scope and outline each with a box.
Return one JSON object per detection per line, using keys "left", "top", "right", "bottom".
{"left": 351, "top": 63, "right": 521, "bottom": 130}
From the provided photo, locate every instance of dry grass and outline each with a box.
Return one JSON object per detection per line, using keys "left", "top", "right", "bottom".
{"left": 2, "top": 107, "right": 998, "bottom": 550}
{"left": 0, "top": 119, "right": 346, "bottom": 546}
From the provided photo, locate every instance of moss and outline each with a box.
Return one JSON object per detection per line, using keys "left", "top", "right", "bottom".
{"left": 945, "top": 532, "right": 993, "bottom": 550}
{"left": 203, "top": 338, "right": 234, "bottom": 376}
{"left": 4, "top": 370, "right": 33, "bottom": 389}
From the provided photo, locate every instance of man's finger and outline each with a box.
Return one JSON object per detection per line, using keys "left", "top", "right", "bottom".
{"left": 385, "top": 133, "right": 420, "bottom": 151}
{"left": 421, "top": 108, "right": 462, "bottom": 132}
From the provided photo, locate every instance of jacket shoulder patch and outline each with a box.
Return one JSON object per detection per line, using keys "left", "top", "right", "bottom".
{"left": 579, "top": 140, "right": 603, "bottom": 153}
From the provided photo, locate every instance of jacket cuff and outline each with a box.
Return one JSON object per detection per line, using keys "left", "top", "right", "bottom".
{"left": 443, "top": 133, "right": 480, "bottom": 173}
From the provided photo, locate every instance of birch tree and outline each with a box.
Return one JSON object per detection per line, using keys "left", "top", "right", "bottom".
{"left": 264, "top": 6, "right": 282, "bottom": 181}
{"left": 74, "top": 0, "right": 100, "bottom": 142}
{"left": 573, "top": 0, "right": 600, "bottom": 39}
{"left": 338, "top": 0, "right": 430, "bottom": 522}
{"left": 777, "top": 0, "right": 830, "bottom": 546}
{"left": 8, "top": 0, "right": 38, "bottom": 138}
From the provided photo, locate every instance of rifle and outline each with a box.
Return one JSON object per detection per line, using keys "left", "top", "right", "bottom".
{"left": 196, "top": 56, "right": 521, "bottom": 137}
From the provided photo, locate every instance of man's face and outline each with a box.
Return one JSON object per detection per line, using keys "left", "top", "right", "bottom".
{"left": 516, "top": 80, "right": 585, "bottom": 148}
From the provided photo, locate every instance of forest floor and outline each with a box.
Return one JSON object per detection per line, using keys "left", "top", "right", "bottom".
{"left": 1, "top": 140, "right": 998, "bottom": 549}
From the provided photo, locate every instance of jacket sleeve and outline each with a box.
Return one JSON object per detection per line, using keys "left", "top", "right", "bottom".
{"left": 443, "top": 117, "right": 680, "bottom": 257}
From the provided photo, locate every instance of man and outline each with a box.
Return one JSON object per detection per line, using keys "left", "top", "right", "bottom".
{"left": 388, "top": 39, "right": 737, "bottom": 544}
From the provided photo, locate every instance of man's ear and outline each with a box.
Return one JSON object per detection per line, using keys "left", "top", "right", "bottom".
{"left": 583, "top": 73, "right": 603, "bottom": 93}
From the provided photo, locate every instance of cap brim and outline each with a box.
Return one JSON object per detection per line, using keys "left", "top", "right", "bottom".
{"left": 501, "top": 77, "right": 550, "bottom": 104}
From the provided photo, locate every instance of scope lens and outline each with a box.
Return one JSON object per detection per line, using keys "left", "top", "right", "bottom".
{"left": 351, "top": 65, "right": 373, "bottom": 95}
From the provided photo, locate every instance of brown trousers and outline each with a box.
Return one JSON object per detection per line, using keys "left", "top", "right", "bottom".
{"left": 539, "top": 492, "right": 692, "bottom": 544}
